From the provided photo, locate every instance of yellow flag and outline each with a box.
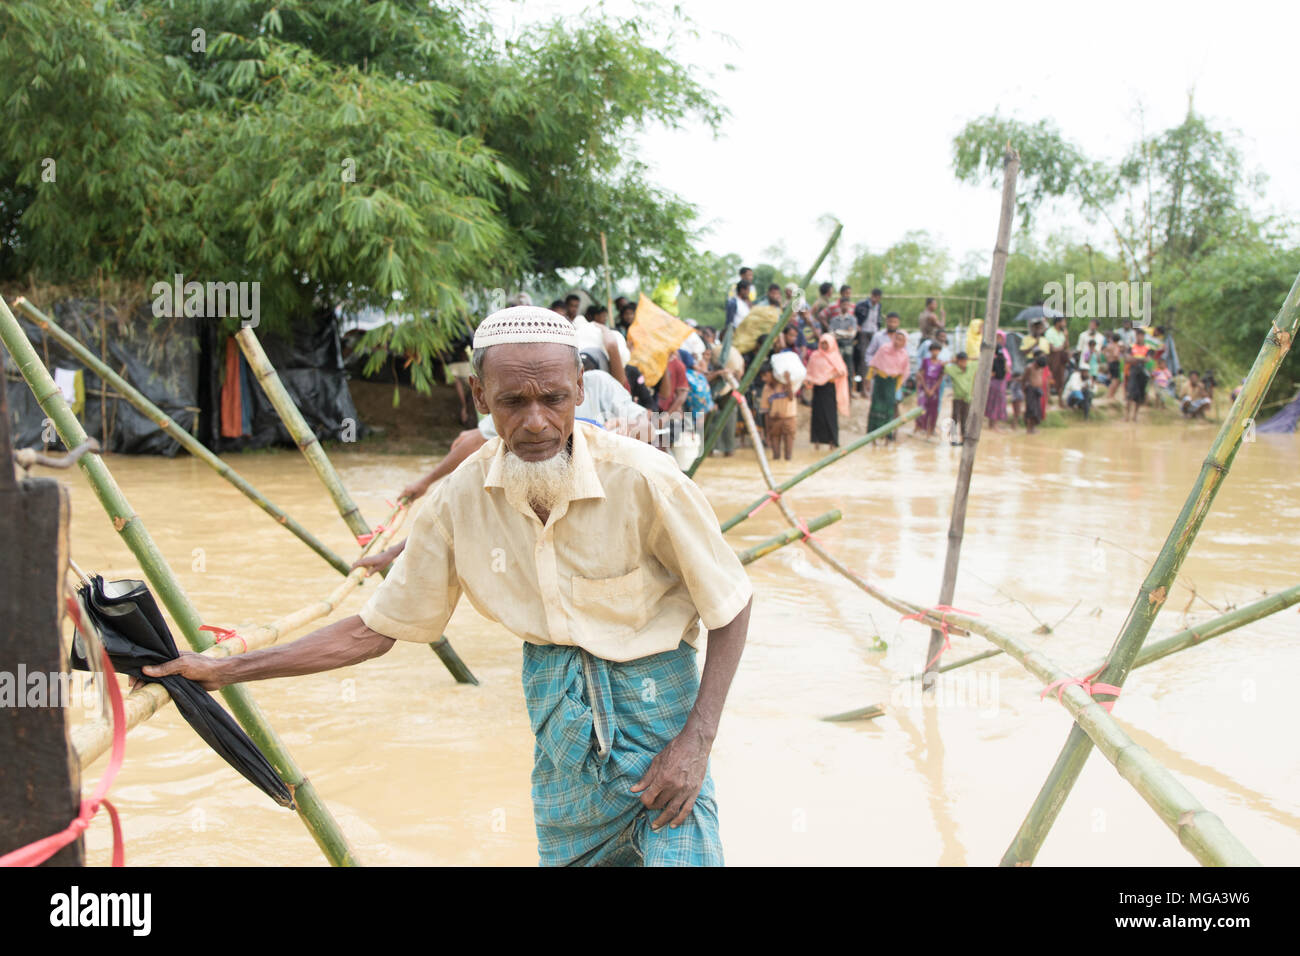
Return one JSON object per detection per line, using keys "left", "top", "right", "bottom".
{"left": 628, "top": 293, "right": 693, "bottom": 387}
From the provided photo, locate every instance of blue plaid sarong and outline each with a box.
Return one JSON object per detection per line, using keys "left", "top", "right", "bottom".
{"left": 522, "top": 640, "right": 724, "bottom": 867}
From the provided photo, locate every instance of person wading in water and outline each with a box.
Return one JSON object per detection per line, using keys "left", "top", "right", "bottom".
{"left": 146, "top": 306, "right": 753, "bottom": 867}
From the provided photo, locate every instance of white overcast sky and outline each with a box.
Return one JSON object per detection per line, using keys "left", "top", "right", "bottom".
{"left": 492, "top": 0, "right": 1300, "bottom": 281}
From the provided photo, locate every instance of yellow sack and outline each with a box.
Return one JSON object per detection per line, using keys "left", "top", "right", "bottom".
{"left": 628, "top": 293, "right": 693, "bottom": 387}
{"left": 966, "top": 319, "right": 983, "bottom": 358}
{"left": 731, "top": 304, "right": 782, "bottom": 355}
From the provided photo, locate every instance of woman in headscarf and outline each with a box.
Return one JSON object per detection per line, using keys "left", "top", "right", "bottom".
{"left": 985, "top": 329, "right": 1011, "bottom": 430}
{"left": 805, "top": 333, "right": 849, "bottom": 449}
{"left": 866, "top": 329, "right": 911, "bottom": 440}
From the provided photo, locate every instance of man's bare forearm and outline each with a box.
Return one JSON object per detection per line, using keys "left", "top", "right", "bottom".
{"left": 204, "top": 615, "right": 393, "bottom": 688}
{"left": 683, "top": 597, "right": 751, "bottom": 744}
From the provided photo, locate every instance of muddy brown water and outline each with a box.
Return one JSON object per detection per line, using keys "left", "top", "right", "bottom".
{"left": 41, "top": 415, "right": 1300, "bottom": 865}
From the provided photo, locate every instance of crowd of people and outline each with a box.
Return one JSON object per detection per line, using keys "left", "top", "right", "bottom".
{"left": 425, "top": 270, "right": 1222, "bottom": 489}
{"left": 700, "top": 273, "right": 1221, "bottom": 456}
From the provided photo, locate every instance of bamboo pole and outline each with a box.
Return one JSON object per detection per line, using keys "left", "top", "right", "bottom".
{"left": 686, "top": 224, "right": 843, "bottom": 476}
{"left": 736, "top": 510, "right": 842, "bottom": 564}
{"left": 923, "top": 145, "right": 1019, "bottom": 690}
{"left": 1001, "top": 268, "right": 1299, "bottom": 867}
{"left": 1127, "top": 584, "right": 1300, "bottom": 669}
{"left": 828, "top": 583, "right": 1300, "bottom": 721}
{"left": 0, "top": 297, "right": 359, "bottom": 866}
{"left": 888, "top": 601, "right": 1258, "bottom": 865}
{"left": 721, "top": 407, "right": 923, "bottom": 532}
{"left": 235, "top": 326, "right": 476, "bottom": 685}
{"left": 71, "top": 510, "right": 408, "bottom": 765}
{"left": 13, "top": 297, "right": 352, "bottom": 575}
{"left": 726, "top": 366, "right": 1256, "bottom": 864}
{"left": 600, "top": 231, "right": 615, "bottom": 328}
{"left": 235, "top": 327, "right": 370, "bottom": 539}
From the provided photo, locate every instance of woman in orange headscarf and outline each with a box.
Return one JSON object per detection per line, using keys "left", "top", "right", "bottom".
{"left": 805, "top": 333, "right": 849, "bottom": 449}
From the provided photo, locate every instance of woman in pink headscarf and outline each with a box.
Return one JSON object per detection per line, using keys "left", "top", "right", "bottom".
{"left": 985, "top": 329, "right": 1012, "bottom": 429}
{"left": 805, "top": 333, "right": 849, "bottom": 449}
{"left": 866, "top": 329, "right": 911, "bottom": 439}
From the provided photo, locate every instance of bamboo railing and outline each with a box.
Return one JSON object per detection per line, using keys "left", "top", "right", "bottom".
{"left": 720, "top": 406, "right": 922, "bottom": 533}
{"left": 923, "top": 146, "right": 1019, "bottom": 687}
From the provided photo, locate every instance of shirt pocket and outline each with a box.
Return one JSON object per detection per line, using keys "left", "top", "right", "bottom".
{"left": 571, "top": 567, "right": 650, "bottom": 638}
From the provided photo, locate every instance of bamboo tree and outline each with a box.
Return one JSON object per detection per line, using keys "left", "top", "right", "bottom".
{"left": 13, "top": 297, "right": 352, "bottom": 575}
{"left": 686, "top": 224, "right": 843, "bottom": 476}
{"left": 924, "top": 145, "right": 1019, "bottom": 689}
{"left": 721, "top": 407, "right": 922, "bottom": 532}
{"left": 0, "top": 297, "right": 358, "bottom": 866}
{"left": 235, "top": 326, "right": 476, "bottom": 685}
{"left": 1001, "top": 267, "right": 1300, "bottom": 867}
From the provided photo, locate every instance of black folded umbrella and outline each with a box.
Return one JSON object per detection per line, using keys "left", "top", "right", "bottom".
{"left": 70, "top": 575, "right": 295, "bottom": 808}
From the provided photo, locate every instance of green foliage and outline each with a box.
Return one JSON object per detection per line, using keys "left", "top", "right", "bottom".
{"left": 952, "top": 114, "right": 1116, "bottom": 233}
{"left": 846, "top": 230, "right": 951, "bottom": 306}
{"left": 1159, "top": 239, "right": 1299, "bottom": 396}
{"left": 949, "top": 234, "right": 1130, "bottom": 328}
{"left": 952, "top": 103, "right": 1273, "bottom": 287}
{"left": 0, "top": 0, "right": 723, "bottom": 384}
{"left": 677, "top": 249, "right": 742, "bottom": 325}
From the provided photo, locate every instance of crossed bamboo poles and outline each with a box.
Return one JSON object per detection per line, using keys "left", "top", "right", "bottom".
{"left": 1, "top": 296, "right": 358, "bottom": 865}
{"left": 1000, "top": 265, "right": 1300, "bottom": 866}
{"left": 3, "top": 297, "right": 489, "bottom": 865}
{"left": 713, "top": 272, "right": 1299, "bottom": 865}
{"left": 14, "top": 297, "right": 476, "bottom": 685}
{"left": 717, "top": 365, "right": 1267, "bottom": 865}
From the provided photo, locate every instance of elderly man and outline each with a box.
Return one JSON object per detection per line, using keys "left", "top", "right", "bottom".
{"left": 365, "top": 360, "right": 652, "bottom": 573}
{"left": 146, "top": 307, "right": 752, "bottom": 867}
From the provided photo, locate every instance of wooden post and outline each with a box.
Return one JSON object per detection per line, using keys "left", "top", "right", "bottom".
{"left": 922, "top": 145, "right": 1020, "bottom": 690}
{"left": 600, "top": 232, "right": 615, "bottom": 328}
{"left": 0, "top": 378, "right": 82, "bottom": 865}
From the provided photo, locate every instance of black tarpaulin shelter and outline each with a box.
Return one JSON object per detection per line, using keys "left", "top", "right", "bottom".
{"left": 70, "top": 575, "right": 295, "bottom": 808}
{"left": 4, "top": 299, "right": 200, "bottom": 455}
{"left": 5, "top": 298, "right": 363, "bottom": 455}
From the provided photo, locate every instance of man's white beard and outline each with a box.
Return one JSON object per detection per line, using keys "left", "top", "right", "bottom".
{"left": 501, "top": 448, "right": 575, "bottom": 514}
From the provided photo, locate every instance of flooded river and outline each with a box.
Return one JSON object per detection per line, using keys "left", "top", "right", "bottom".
{"left": 46, "top": 416, "right": 1300, "bottom": 866}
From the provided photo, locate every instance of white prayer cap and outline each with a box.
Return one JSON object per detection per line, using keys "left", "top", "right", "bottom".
{"left": 472, "top": 306, "right": 577, "bottom": 349}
